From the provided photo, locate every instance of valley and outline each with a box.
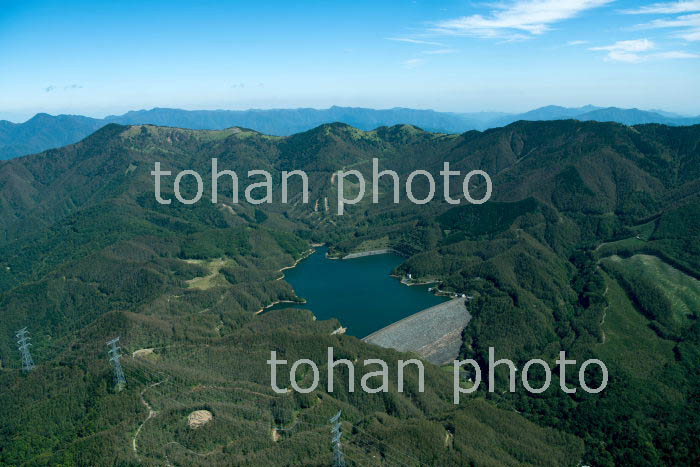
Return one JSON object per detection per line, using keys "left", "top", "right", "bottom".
{"left": 0, "top": 120, "right": 698, "bottom": 465}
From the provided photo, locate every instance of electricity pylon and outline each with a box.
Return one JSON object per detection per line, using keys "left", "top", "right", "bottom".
{"left": 15, "top": 327, "right": 35, "bottom": 372}
{"left": 330, "top": 410, "right": 346, "bottom": 467}
{"left": 107, "top": 337, "right": 126, "bottom": 390}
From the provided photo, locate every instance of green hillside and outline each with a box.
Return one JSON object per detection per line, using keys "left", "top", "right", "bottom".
{"left": 0, "top": 120, "right": 698, "bottom": 465}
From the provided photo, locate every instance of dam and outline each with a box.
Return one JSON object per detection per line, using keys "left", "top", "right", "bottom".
{"left": 363, "top": 297, "right": 471, "bottom": 365}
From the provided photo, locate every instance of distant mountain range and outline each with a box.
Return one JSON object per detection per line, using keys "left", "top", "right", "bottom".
{"left": 1, "top": 104, "right": 699, "bottom": 159}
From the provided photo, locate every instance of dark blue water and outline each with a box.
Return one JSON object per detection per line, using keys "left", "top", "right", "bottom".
{"left": 269, "top": 247, "right": 447, "bottom": 337}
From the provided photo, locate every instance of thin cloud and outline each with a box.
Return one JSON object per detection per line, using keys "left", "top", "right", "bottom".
{"left": 422, "top": 48, "right": 458, "bottom": 54}
{"left": 433, "top": 0, "right": 613, "bottom": 39}
{"left": 386, "top": 37, "right": 445, "bottom": 46}
{"left": 606, "top": 51, "right": 647, "bottom": 62}
{"left": 402, "top": 58, "right": 426, "bottom": 68}
{"left": 650, "top": 50, "right": 700, "bottom": 60}
{"left": 567, "top": 40, "right": 589, "bottom": 45}
{"left": 45, "top": 84, "right": 83, "bottom": 92}
{"left": 677, "top": 28, "right": 700, "bottom": 39}
{"left": 590, "top": 38, "right": 698, "bottom": 61}
{"left": 630, "top": 9, "right": 700, "bottom": 41}
{"left": 591, "top": 39, "right": 656, "bottom": 52}
{"left": 231, "top": 82, "right": 264, "bottom": 88}
{"left": 622, "top": 1, "right": 700, "bottom": 14}
{"left": 635, "top": 12, "right": 700, "bottom": 28}
{"left": 590, "top": 38, "right": 655, "bottom": 62}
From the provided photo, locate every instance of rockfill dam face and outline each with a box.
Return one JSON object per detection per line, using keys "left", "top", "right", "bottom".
{"left": 363, "top": 297, "right": 470, "bottom": 365}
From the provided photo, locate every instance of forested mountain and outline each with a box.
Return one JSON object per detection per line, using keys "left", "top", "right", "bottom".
{"left": 0, "top": 120, "right": 698, "bottom": 465}
{"left": 488, "top": 105, "right": 700, "bottom": 128}
{"left": 0, "top": 113, "right": 105, "bottom": 161}
{"left": 2, "top": 105, "right": 699, "bottom": 160}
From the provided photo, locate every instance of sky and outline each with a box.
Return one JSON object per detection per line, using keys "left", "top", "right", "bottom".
{"left": 1, "top": 0, "right": 699, "bottom": 121}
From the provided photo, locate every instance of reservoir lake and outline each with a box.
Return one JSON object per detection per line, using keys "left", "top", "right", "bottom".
{"left": 269, "top": 247, "right": 448, "bottom": 338}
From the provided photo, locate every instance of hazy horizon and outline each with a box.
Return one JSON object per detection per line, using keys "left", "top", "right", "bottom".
{"left": 1, "top": 102, "right": 698, "bottom": 125}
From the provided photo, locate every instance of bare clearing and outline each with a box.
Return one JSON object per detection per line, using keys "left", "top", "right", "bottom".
{"left": 132, "top": 348, "right": 155, "bottom": 359}
{"left": 187, "top": 410, "right": 213, "bottom": 429}
{"left": 185, "top": 258, "right": 228, "bottom": 290}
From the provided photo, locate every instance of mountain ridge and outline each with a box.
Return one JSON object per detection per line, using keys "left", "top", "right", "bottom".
{"left": 2, "top": 105, "right": 700, "bottom": 160}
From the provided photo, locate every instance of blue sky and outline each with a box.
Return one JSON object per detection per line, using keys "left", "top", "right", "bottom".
{"left": 1, "top": 0, "right": 699, "bottom": 121}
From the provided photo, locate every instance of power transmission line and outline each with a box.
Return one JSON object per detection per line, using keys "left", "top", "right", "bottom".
{"left": 107, "top": 337, "right": 127, "bottom": 390}
{"left": 330, "top": 410, "right": 347, "bottom": 467}
{"left": 15, "top": 327, "right": 35, "bottom": 372}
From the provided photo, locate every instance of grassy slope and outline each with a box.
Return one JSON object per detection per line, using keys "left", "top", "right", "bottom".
{"left": 595, "top": 270, "right": 676, "bottom": 381}
{"left": 603, "top": 255, "right": 700, "bottom": 325}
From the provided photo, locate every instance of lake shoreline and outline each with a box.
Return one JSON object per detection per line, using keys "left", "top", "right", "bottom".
{"left": 257, "top": 248, "right": 315, "bottom": 313}
{"left": 257, "top": 244, "right": 452, "bottom": 340}
{"left": 341, "top": 248, "right": 405, "bottom": 260}
{"left": 256, "top": 298, "right": 307, "bottom": 315}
